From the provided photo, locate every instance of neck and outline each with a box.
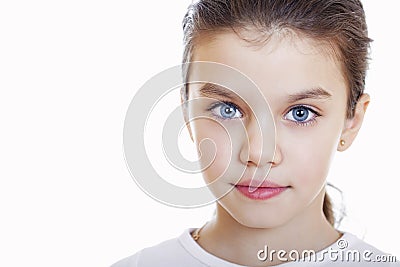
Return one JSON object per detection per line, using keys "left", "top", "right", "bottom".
{"left": 196, "top": 191, "right": 340, "bottom": 266}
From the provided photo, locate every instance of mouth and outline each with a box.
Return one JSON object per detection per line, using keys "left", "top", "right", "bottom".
{"left": 232, "top": 180, "right": 290, "bottom": 200}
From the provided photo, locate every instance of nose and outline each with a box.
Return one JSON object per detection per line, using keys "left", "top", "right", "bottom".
{"left": 239, "top": 116, "right": 278, "bottom": 167}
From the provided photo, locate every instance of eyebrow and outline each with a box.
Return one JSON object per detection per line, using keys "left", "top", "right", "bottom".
{"left": 287, "top": 87, "right": 332, "bottom": 103}
{"left": 198, "top": 83, "right": 332, "bottom": 103}
{"left": 198, "top": 83, "right": 238, "bottom": 99}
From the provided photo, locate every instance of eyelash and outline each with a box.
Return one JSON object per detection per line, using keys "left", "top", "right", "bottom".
{"left": 284, "top": 105, "right": 321, "bottom": 127}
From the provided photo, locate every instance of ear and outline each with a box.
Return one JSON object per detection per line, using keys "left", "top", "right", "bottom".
{"left": 181, "top": 88, "right": 194, "bottom": 142}
{"left": 337, "top": 93, "right": 370, "bottom": 151}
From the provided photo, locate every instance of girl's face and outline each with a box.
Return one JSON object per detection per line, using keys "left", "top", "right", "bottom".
{"left": 186, "top": 31, "right": 348, "bottom": 228}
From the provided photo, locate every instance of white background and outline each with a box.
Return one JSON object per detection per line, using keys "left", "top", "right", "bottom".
{"left": 0, "top": 1, "right": 399, "bottom": 266}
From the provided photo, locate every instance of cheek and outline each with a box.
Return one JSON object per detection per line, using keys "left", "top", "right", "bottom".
{"left": 282, "top": 123, "right": 341, "bottom": 187}
{"left": 192, "top": 119, "right": 233, "bottom": 182}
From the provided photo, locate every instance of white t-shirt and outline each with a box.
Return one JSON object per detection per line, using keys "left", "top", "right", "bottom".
{"left": 111, "top": 228, "right": 399, "bottom": 267}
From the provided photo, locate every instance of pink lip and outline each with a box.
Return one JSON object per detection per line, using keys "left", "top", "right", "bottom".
{"left": 234, "top": 179, "right": 289, "bottom": 200}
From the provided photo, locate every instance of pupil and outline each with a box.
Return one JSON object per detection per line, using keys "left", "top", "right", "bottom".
{"left": 296, "top": 109, "right": 304, "bottom": 117}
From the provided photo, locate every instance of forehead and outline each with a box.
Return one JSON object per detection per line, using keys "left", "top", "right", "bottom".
{"left": 189, "top": 30, "right": 347, "bottom": 103}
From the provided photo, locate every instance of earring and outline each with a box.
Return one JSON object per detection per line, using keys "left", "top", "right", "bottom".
{"left": 340, "top": 140, "right": 346, "bottom": 146}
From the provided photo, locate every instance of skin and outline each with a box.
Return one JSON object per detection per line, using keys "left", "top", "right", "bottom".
{"left": 182, "top": 30, "right": 370, "bottom": 266}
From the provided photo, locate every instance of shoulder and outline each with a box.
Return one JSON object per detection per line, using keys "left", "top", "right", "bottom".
{"left": 342, "top": 232, "right": 391, "bottom": 254}
{"left": 110, "top": 237, "right": 184, "bottom": 267}
{"left": 110, "top": 250, "right": 141, "bottom": 267}
{"left": 327, "top": 232, "right": 399, "bottom": 266}
{"left": 110, "top": 229, "right": 205, "bottom": 267}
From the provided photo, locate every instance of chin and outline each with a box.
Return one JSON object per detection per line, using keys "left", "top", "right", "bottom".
{"left": 220, "top": 201, "right": 292, "bottom": 229}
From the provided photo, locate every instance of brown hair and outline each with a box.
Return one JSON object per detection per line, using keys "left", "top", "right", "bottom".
{"left": 181, "top": 0, "right": 372, "bottom": 225}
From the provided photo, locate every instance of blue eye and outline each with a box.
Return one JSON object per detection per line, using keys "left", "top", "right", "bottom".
{"left": 210, "top": 102, "right": 243, "bottom": 120}
{"left": 285, "top": 106, "right": 319, "bottom": 124}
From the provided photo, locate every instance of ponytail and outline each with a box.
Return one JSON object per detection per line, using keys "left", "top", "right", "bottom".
{"left": 323, "top": 192, "right": 334, "bottom": 225}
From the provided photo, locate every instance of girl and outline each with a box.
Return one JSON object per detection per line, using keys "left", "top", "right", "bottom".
{"left": 114, "top": 0, "right": 398, "bottom": 266}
